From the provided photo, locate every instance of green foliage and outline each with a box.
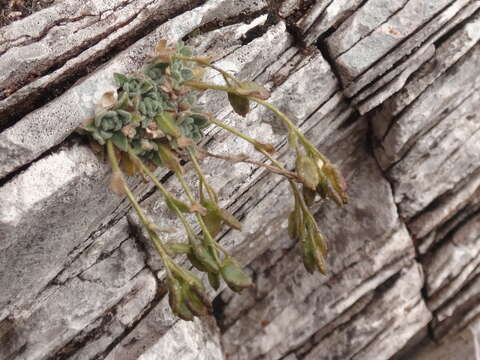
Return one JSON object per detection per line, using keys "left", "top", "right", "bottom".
{"left": 79, "top": 40, "right": 348, "bottom": 322}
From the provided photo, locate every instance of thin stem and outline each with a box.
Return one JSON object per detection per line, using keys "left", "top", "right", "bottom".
{"left": 253, "top": 98, "right": 326, "bottom": 162}
{"left": 187, "top": 147, "right": 217, "bottom": 202}
{"left": 172, "top": 55, "right": 241, "bottom": 86}
{"left": 175, "top": 168, "right": 222, "bottom": 264}
{"left": 183, "top": 80, "right": 328, "bottom": 162}
{"left": 127, "top": 148, "right": 197, "bottom": 241}
{"left": 107, "top": 141, "right": 173, "bottom": 276}
{"left": 203, "top": 150, "right": 302, "bottom": 182}
{"left": 209, "top": 117, "right": 261, "bottom": 148}
{"left": 208, "top": 116, "right": 305, "bottom": 220}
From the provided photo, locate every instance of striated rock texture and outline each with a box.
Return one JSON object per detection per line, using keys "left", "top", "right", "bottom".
{"left": 0, "top": 0, "right": 479, "bottom": 359}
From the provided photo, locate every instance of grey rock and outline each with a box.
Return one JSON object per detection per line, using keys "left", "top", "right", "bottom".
{"left": 298, "top": 0, "right": 365, "bottom": 45}
{"left": 409, "top": 171, "right": 480, "bottom": 241}
{"left": 409, "top": 322, "right": 480, "bottom": 360}
{"left": 343, "top": 0, "right": 476, "bottom": 97}
{"left": 2, "top": 0, "right": 480, "bottom": 359}
{"left": 138, "top": 317, "right": 224, "bottom": 360}
{"left": 424, "top": 213, "right": 480, "bottom": 311}
{"left": 371, "top": 8, "right": 480, "bottom": 143}
{"left": 0, "top": 144, "right": 113, "bottom": 315}
{"left": 388, "top": 87, "right": 480, "bottom": 219}
{"left": 0, "top": 239, "right": 156, "bottom": 360}
{"left": 336, "top": 0, "right": 458, "bottom": 84}
{"left": 326, "top": 0, "right": 410, "bottom": 59}
{"left": 303, "top": 264, "right": 430, "bottom": 360}
{"left": 355, "top": 43, "right": 435, "bottom": 115}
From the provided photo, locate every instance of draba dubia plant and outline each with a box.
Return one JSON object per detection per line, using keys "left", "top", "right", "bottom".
{"left": 78, "top": 40, "right": 347, "bottom": 321}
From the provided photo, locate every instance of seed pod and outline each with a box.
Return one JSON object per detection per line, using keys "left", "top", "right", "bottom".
{"left": 191, "top": 242, "right": 219, "bottom": 274}
{"left": 316, "top": 177, "right": 329, "bottom": 199}
{"left": 296, "top": 154, "right": 320, "bottom": 190}
{"left": 183, "top": 285, "right": 209, "bottom": 316}
{"left": 166, "top": 242, "right": 191, "bottom": 256}
{"left": 254, "top": 141, "right": 275, "bottom": 154}
{"left": 236, "top": 81, "right": 271, "bottom": 100}
{"left": 219, "top": 209, "right": 242, "bottom": 231}
{"left": 190, "top": 284, "right": 213, "bottom": 313}
{"left": 312, "top": 227, "right": 328, "bottom": 256}
{"left": 302, "top": 236, "right": 316, "bottom": 274}
{"left": 302, "top": 185, "right": 317, "bottom": 207}
{"left": 201, "top": 200, "right": 223, "bottom": 238}
{"left": 208, "top": 272, "right": 221, "bottom": 290}
{"left": 312, "top": 244, "right": 327, "bottom": 275}
{"left": 221, "top": 257, "right": 252, "bottom": 292}
{"left": 168, "top": 278, "right": 194, "bottom": 321}
{"left": 288, "top": 210, "right": 298, "bottom": 240}
{"left": 323, "top": 164, "right": 347, "bottom": 205}
{"left": 228, "top": 93, "right": 250, "bottom": 117}
{"left": 188, "top": 252, "right": 208, "bottom": 272}
{"left": 306, "top": 222, "right": 328, "bottom": 275}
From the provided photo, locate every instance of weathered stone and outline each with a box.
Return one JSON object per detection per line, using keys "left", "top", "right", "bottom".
{"left": 409, "top": 171, "right": 480, "bottom": 241}
{"left": 408, "top": 321, "right": 480, "bottom": 360}
{"left": 371, "top": 8, "right": 480, "bottom": 141}
{"left": 303, "top": 264, "right": 430, "bottom": 360}
{"left": 326, "top": 0, "right": 410, "bottom": 60}
{"left": 0, "top": 144, "right": 112, "bottom": 315}
{"left": 138, "top": 317, "right": 224, "bottom": 360}
{"left": 2, "top": 0, "right": 480, "bottom": 358}
{"left": 432, "top": 275, "right": 480, "bottom": 339}
{"left": 424, "top": 213, "right": 480, "bottom": 311}
{"left": 298, "top": 0, "right": 365, "bottom": 45}
{"left": 187, "top": 14, "right": 268, "bottom": 60}
{"left": 0, "top": 238, "right": 156, "bottom": 360}
{"left": 343, "top": 0, "right": 476, "bottom": 97}
{"left": 355, "top": 43, "right": 435, "bottom": 115}
{"left": 388, "top": 87, "right": 480, "bottom": 219}
{"left": 0, "top": 0, "right": 200, "bottom": 100}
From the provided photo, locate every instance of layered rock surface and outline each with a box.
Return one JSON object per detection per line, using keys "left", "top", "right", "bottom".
{"left": 1, "top": 0, "right": 479, "bottom": 359}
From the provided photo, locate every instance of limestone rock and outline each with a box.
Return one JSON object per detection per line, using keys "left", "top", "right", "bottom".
{"left": 1, "top": 0, "right": 480, "bottom": 359}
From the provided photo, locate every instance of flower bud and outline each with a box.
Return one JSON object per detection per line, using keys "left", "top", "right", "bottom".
{"left": 167, "top": 278, "right": 194, "bottom": 321}
{"left": 296, "top": 153, "right": 320, "bottom": 190}
{"left": 228, "top": 93, "right": 250, "bottom": 117}
{"left": 221, "top": 257, "right": 252, "bottom": 292}
{"left": 208, "top": 272, "right": 221, "bottom": 290}
{"left": 191, "top": 242, "right": 219, "bottom": 274}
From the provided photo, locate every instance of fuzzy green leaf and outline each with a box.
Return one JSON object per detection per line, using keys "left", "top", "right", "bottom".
{"left": 111, "top": 132, "right": 128, "bottom": 152}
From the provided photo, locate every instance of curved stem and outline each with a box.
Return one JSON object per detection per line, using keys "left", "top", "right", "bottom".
{"left": 107, "top": 141, "right": 173, "bottom": 277}
{"left": 183, "top": 80, "right": 328, "bottom": 163}
{"left": 172, "top": 55, "right": 241, "bottom": 86}
{"left": 127, "top": 148, "right": 197, "bottom": 241}
{"left": 175, "top": 168, "right": 222, "bottom": 264}
{"left": 187, "top": 148, "right": 217, "bottom": 202}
